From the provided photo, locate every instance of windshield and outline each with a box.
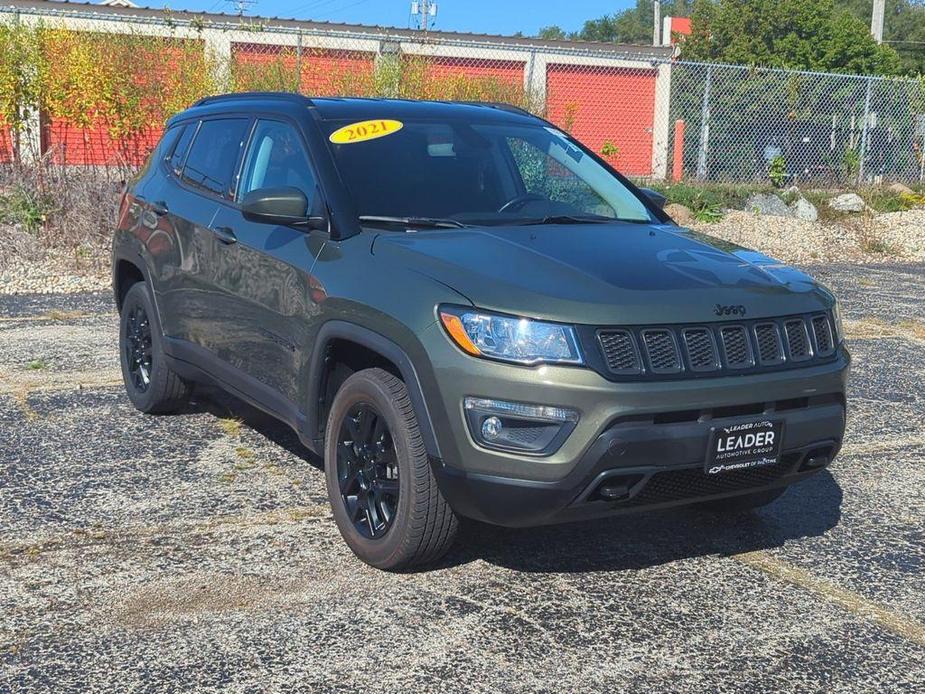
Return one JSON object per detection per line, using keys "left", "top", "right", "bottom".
{"left": 324, "top": 118, "right": 656, "bottom": 226}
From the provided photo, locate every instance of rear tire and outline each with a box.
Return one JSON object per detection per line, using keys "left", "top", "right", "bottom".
{"left": 325, "top": 368, "right": 458, "bottom": 571}
{"left": 119, "top": 281, "right": 191, "bottom": 414}
{"left": 697, "top": 486, "right": 787, "bottom": 513}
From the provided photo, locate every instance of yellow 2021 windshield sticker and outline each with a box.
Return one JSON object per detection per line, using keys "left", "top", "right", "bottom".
{"left": 329, "top": 119, "right": 403, "bottom": 144}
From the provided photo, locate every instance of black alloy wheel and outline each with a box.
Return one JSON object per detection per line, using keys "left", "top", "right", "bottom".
{"left": 124, "top": 303, "right": 153, "bottom": 393}
{"left": 336, "top": 403, "right": 400, "bottom": 539}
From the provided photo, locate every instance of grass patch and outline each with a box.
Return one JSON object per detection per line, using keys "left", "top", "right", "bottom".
{"left": 26, "top": 358, "right": 48, "bottom": 370}
{"left": 42, "top": 309, "right": 87, "bottom": 321}
{"left": 845, "top": 317, "right": 925, "bottom": 341}
{"left": 0, "top": 187, "right": 54, "bottom": 234}
{"left": 218, "top": 418, "right": 243, "bottom": 438}
{"left": 646, "top": 181, "right": 770, "bottom": 215}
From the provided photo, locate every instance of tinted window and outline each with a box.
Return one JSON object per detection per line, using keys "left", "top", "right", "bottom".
{"left": 325, "top": 119, "right": 654, "bottom": 225}
{"left": 239, "top": 120, "right": 315, "bottom": 199}
{"left": 181, "top": 118, "right": 250, "bottom": 198}
{"left": 168, "top": 122, "right": 196, "bottom": 174}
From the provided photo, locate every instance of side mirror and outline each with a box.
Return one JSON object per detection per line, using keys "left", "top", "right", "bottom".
{"left": 240, "top": 186, "right": 326, "bottom": 230}
{"left": 640, "top": 187, "right": 667, "bottom": 210}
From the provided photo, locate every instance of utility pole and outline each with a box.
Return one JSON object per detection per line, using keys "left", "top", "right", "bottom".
{"left": 871, "top": 0, "right": 885, "bottom": 43}
{"left": 410, "top": 1, "right": 438, "bottom": 31}
{"left": 653, "top": 0, "right": 661, "bottom": 46}
{"left": 227, "top": 0, "right": 256, "bottom": 16}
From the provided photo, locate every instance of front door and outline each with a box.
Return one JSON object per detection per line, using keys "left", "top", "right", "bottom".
{"left": 209, "top": 118, "right": 325, "bottom": 406}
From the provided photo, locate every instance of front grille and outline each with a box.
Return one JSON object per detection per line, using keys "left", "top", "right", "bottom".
{"left": 754, "top": 323, "right": 785, "bottom": 365}
{"left": 625, "top": 461, "right": 793, "bottom": 507}
{"left": 682, "top": 328, "right": 720, "bottom": 371}
{"left": 719, "top": 325, "right": 753, "bottom": 369}
{"left": 812, "top": 314, "right": 835, "bottom": 356}
{"left": 784, "top": 319, "right": 812, "bottom": 362}
{"left": 598, "top": 329, "right": 641, "bottom": 374}
{"left": 642, "top": 330, "right": 682, "bottom": 373}
{"left": 596, "top": 313, "right": 837, "bottom": 380}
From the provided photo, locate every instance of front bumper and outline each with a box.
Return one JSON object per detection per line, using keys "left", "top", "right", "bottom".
{"left": 433, "top": 397, "right": 844, "bottom": 526}
{"left": 421, "top": 322, "right": 850, "bottom": 526}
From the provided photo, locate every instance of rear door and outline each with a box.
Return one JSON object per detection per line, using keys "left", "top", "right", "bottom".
{"left": 147, "top": 116, "right": 252, "bottom": 352}
{"left": 208, "top": 117, "right": 325, "bottom": 405}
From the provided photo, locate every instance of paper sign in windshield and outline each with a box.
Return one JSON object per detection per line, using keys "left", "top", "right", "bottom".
{"left": 329, "top": 119, "right": 403, "bottom": 144}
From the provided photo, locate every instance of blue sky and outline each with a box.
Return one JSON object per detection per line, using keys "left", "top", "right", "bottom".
{"left": 160, "top": 1, "right": 637, "bottom": 37}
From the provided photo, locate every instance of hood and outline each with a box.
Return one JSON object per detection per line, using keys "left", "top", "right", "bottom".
{"left": 372, "top": 222, "right": 834, "bottom": 325}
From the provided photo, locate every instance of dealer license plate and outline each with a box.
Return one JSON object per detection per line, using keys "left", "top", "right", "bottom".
{"left": 705, "top": 419, "right": 783, "bottom": 475}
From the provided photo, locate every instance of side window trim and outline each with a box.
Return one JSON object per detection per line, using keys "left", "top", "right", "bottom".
{"left": 161, "top": 119, "right": 200, "bottom": 177}
{"left": 232, "top": 118, "right": 260, "bottom": 202}
{"left": 236, "top": 115, "right": 318, "bottom": 204}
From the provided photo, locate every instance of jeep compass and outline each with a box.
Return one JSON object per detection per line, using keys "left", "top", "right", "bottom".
{"left": 113, "top": 93, "right": 850, "bottom": 569}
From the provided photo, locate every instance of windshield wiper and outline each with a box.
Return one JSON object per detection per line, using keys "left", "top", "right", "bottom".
{"left": 514, "top": 214, "right": 611, "bottom": 226}
{"left": 359, "top": 215, "right": 467, "bottom": 229}
{"left": 515, "top": 214, "right": 650, "bottom": 226}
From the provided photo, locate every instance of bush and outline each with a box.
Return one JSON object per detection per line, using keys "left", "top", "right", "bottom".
{"left": 0, "top": 157, "right": 123, "bottom": 255}
{"left": 645, "top": 181, "right": 773, "bottom": 221}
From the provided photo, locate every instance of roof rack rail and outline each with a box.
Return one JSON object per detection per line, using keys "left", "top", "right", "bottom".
{"left": 458, "top": 101, "right": 534, "bottom": 116}
{"left": 192, "top": 92, "right": 312, "bottom": 107}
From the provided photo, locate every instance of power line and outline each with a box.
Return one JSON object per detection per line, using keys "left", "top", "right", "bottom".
{"left": 313, "top": 0, "right": 373, "bottom": 20}
{"left": 225, "top": 0, "right": 257, "bottom": 16}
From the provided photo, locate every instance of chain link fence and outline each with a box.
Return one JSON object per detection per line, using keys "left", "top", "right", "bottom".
{"left": 2, "top": 2, "right": 924, "bottom": 187}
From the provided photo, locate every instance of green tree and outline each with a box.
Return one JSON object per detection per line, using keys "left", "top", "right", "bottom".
{"left": 575, "top": 1, "right": 691, "bottom": 43}
{"left": 838, "top": 0, "right": 925, "bottom": 76}
{"left": 683, "top": 0, "right": 901, "bottom": 75}
{"left": 535, "top": 0, "right": 691, "bottom": 44}
{"left": 537, "top": 25, "right": 567, "bottom": 40}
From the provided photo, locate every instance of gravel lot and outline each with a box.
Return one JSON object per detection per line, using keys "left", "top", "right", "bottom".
{"left": 2, "top": 264, "right": 925, "bottom": 692}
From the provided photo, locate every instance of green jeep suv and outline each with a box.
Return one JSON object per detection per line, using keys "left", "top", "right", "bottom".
{"left": 113, "top": 93, "right": 849, "bottom": 569}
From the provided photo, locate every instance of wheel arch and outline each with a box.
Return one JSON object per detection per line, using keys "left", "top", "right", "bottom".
{"left": 306, "top": 321, "right": 442, "bottom": 460}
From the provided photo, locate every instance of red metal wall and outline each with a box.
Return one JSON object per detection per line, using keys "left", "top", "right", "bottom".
{"left": 0, "top": 126, "right": 13, "bottom": 163}
{"left": 546, "top": 64, "right": 657, "bottom": 176}
{"left": 423, "top": 56, "right": 524, "bottom": 83}
{"left": 44, "top": 118, "right": 162, "bottom": 166}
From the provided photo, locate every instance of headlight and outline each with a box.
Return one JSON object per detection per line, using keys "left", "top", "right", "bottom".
{"left": 439, "top": 306, "right": 583, "bottom": 365}
{"left": 832, "top": 300, "right": 845, "bottom": 343}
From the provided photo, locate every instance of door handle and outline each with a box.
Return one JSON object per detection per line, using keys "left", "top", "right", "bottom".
{"left": 211, "top": 225, "right": 237, "bottom": 245}
{"left": 136, "top": 196, "right": 169, "bottom": 216}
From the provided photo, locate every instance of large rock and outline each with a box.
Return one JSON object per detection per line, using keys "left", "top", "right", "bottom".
{"left": 664, "top": 203, "right": 694, "bottom": 225}
{"left": 790, "top": 196, "right": 818, "bottom": 222}
{"left": 745, "top": 193, "right": 792, "bottom": 217}
{"left": 888, "top": 182, "right": 914, "bottom": 196}
{"left": 829, "top": 193, "right": 865, "bottom": 213}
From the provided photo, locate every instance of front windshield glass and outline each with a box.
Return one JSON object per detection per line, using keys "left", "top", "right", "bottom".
{"left": 324, "top": 119, "right": 655, "bottom": 226}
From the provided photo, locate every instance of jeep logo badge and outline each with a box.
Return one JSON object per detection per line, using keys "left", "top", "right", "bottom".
{"left": 714, "top": 304, "right": 747, "bottom": 317}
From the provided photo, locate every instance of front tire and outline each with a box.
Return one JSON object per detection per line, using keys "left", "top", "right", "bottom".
{"left": 325, "top": 368, "right": 458, "bottom": 570}
{"left": 697, "top": 486, "right": 787, "bottom": 513}
{"left": 119, "top": 281, "right": 191, "bottom": 414}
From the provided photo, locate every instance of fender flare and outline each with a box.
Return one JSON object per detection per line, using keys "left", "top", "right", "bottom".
{"left": 305, "top": 320, "right": 442, "bottom": 460}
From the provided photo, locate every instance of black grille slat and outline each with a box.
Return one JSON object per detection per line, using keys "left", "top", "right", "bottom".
{"left": 812, "top": 315, "right": 834, "bottom": 356}
{"left": 754, "top": 323, "right": 785, "bottom": 365}
{"left": 784, "top": 319, "right": 812, "bottom": 362}
{"left": 719, "top": 325, "right": 753, "bottom": 369}
{"left": 642, "top": 330, "right": 682, "bottom": 373}
{"left": 598, "top": 330, "right": 642, "bottom": 374}
{"left": 683, "top": 328, "right": 719, "bottom": 371}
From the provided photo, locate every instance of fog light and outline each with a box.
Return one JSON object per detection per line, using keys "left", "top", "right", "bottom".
{"left": 481, "top": 416, "right": 503, "bottom": 440}
{"left": 463, "top": 397, "right": 579, "bottom": 456}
